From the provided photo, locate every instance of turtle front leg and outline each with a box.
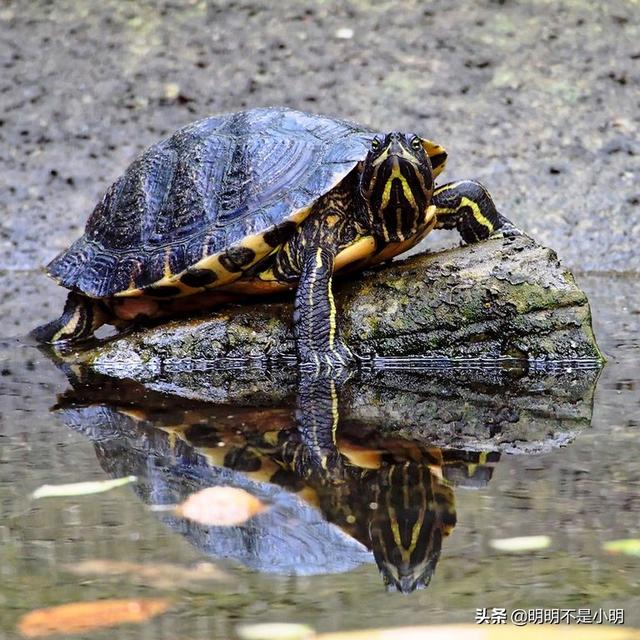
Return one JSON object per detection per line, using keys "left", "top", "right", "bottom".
{"left": 295, "top": 375, "right": 343, "bottom": 471}
{"left": 293, "top": 246, "right": 354, "bottom": 376}
{"left": 31, "top": 292, "right": 110, "bottom": 344}
{"left": 432, "top": 180, "right": 522, "bottom": 243}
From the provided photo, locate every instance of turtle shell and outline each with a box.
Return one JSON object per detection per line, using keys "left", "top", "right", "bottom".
{"left": 47, "top": 107, "right": 447, "bottom": 299}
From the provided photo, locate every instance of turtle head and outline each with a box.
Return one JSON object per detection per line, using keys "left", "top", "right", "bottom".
{"left": 369, "top": 462, "right": 456, "bottom": 593}
{"left": 360, "top": 133, "right": 434, "bottom": 242}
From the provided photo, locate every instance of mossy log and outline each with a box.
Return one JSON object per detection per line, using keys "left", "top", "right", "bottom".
{"left": 52, "top": 234, "right": 604, "bottom": 454}
{"left": 84, "top": 235, "right": 603, "bottom": 377}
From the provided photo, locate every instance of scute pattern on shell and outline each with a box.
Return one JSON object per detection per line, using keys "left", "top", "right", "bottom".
{"left": 48, "top": 107, "right": 377, "bottom": 297}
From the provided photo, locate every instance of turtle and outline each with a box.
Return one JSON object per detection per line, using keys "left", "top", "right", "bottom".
{"left": 33, "top": 107, "right": 520, "bottom": 372}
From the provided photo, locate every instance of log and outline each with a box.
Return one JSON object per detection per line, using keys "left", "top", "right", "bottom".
{"left": 82, "top": 235, "right": 603, "bottom": 375}
{"left": 49, "top": 234, "right": 603, "bottom": 455}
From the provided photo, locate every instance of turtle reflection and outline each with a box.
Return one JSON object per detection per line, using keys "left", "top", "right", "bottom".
{"left": 191, "top": 412, "right": 466, "bottom": 593}
{"left": 56, "top": 375, "right": 500, "bottom": 593}
{"left": 291, "top": 378, "right": 497, "bottom": 592}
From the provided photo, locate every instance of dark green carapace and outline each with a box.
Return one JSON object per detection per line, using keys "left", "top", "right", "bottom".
{"left": 34, "top": 107, "right": 519, "bottom": 372}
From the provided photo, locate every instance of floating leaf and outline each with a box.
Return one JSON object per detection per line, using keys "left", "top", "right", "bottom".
{"left": 316, "top": 624, "right": 640, "bottom": 639}
{"left": 17, "top": 598, "right": 171, "bottom": 638}
{"left": 31, "top": 476, "right": 136, "bottom": 500}
{"left": 238, "top": 623, "right": 316, "bottom": 640}
{"left": 174, "top": 486, "right": 266, "bottom": 526}
{"left": 489, "top": 535, "right": 551, "bottom": 553}
{"left": 64, "top": 559, "right": 228, "bottom": 589}
{"left": 603, "top": 538, "right": 640, "bottom": 557}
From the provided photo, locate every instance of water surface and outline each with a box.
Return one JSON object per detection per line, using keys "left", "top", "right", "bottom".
{"left": 1, "top": 274, "right": 639, "bottom": 638}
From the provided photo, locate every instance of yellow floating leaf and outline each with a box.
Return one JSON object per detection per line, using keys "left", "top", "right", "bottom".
{"left": 238, "top": 622, "right": 316, "bottom": 640}
{"left": 489, "top": 535, "right": 551, "bottom": 553}
{"left": 317, "top": 624, "right": 640, "bottom": 639}
{"left": 174, "top": 486, "right": 266, "bottom": 527}
{"left": 31, "top": 476, "right": 136, "bottom": 499}
{"left": 603, "top": 539, "right": 640, "bottom": 557}
{"left": 17, "top": 598, "right": 171, "bottom": 638}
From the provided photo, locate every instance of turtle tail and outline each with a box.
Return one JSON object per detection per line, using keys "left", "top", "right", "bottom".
{"left": 31, "top": 292, "right": 110, "bottom": 344}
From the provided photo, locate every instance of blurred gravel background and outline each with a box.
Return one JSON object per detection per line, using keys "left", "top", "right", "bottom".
{"left": 0, "top": 0, "right": 638, "bottom": 334}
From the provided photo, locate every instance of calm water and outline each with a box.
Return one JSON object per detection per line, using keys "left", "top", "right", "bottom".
{"left": 1, "top": 273, "right": 639, "bottom": 639}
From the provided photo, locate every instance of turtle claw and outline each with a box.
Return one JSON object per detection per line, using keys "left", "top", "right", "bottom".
{"left": 490, "top": 220, "right": 524, "bottom": 239}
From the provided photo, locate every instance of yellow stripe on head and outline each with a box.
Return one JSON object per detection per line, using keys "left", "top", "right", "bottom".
{"left": 380, "top": 162, "right": 419, "bottom": 212}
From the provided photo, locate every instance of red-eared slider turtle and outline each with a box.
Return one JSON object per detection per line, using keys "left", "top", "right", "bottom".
{"left": 34, "top": 107, "right": 519, "bottom": 372}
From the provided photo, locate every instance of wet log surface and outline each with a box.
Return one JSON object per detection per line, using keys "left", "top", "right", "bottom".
{"left": 81, "top": 235, "right": 603, "bottom": 375}
{"left": 51, "top": 235, "right": 604, "bottom": 456}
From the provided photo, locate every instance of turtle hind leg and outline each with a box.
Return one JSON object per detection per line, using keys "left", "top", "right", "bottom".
{"left": 31, "top": 292, "right": 110, "bottom": 344}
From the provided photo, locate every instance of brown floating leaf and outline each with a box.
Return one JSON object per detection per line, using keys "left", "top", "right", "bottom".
{"left": 65, "top": 559, "right": 228, "bottom": 589}
{"left": 17, "top": 598, "right": 171, "bottom": 638}
{"left": 317, "top": 624, "right": 640, "bottom": 639}
{"left": 174, "top": 486, "right": 266, "bottom": 526}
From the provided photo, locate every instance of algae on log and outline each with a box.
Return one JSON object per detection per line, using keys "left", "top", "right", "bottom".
{"left": 85, "top": 235, "right": 603, "bottom": 373}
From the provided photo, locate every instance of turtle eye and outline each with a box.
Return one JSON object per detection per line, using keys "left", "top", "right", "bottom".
{"left": 411, "top": 136, "right": 422, "bottom": 150}
{"left": 371, "top": 137, "right": 381, "bottom": 151}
